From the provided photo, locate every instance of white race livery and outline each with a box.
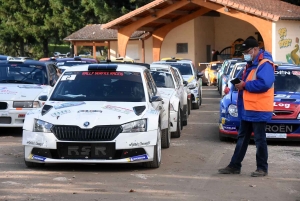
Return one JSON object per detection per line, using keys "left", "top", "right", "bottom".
{"left": 150, "top": 64, "right": 189, "bottom": 138}
{"left": 22, "top": 63, "right": 168, "bottom": 168}
{"left": 0, "top": 60, "right": 58, "bottom": 127}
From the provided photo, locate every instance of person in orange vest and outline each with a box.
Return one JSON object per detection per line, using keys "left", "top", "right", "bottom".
{"left": 218, "top": 38, "right": 275, "bottom": 177}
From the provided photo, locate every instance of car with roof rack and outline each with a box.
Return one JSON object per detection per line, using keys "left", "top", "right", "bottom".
{"left": 152, "top": 59, "right": 203, "bottom": 109}
{"left": 0, "top": 59, "right": 60, "bottom": 127}
{"left": 219, "top": 64, "right": 300, "bottom": 141}
{"left": 150, "top": 64, "right": 189, "bottom": 139}
{"left": 22, "top": 63, "right": 168, "bottom": 168}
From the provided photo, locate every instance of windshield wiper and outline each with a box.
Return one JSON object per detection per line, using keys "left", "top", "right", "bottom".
{"left": 0, "top": 80, "right": 35, "bottom": 84}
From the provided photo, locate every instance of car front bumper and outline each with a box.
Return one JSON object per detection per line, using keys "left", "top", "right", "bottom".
{"left": 23, "top": 129, "right": 158, "bottom": 164}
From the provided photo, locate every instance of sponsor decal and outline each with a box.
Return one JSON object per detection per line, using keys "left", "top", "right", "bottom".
{"left": 61, "top": 75, "right": 77, "bottom": 81}
{"left": 223, "top": 126, "right": 236, "bottom": 131}
{"left": 275, "top": 94, "right": 291, "bottom": 98}
{"left": 54, "top": 102, "right": 85, "bottom": 109}
{"left": 82, "top": 72, "right": 124, "bottom": 76}
{"left": 30, "top": 154, "right": 46, "bottom": 161}
{"left": 129, "top": 141, "right": 150, "bottom": 147}
{"left": 0, "top": 87, "right": 7, "bottom": 90}
{"left": 51, "top": 109, "right": 71, "bottom": 117}
{"left": 0, "top": 89, "right": 17, "bottom": 94}
{"left": 221, "top": 117, "right": 226, "bottom": 125}
{"left": 221, "top": 109, "right": 226, "bottom": 113}
{"left": 26, "top": 111, "right": 35, "bottom": 115}
{"left": 148, "top": 110, "right": 159, "bottom": 115}
{"left": 27, "top": 141, "right": 44, "bottom": 146}
{"left": 266, "top": 133, "right": 287, "bottom": 139}
{"left": 127, "top": 154, "right": 149, "bottom": 162}
{"left": 77, "top": 110, "right": 102, "bottom": 113}
{"left": 273, "top": 102, "right": 290, "bottom": 108}
{"left": 18, "top": 85, "right": 42, "bottom": 89}
{"left": 0, "top": 112, "right": 9, "bottom": 116}
{"left": 102, "top": 105, "right": 133, "bottom": 114}
{"left": 275, "top": 70, "right": 300, "bottom": 76}
{"left": 266, "top": 124, "right": 293, "bottom": 133}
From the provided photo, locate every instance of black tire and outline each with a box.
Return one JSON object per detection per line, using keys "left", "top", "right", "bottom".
{"left": 24, "top": 160, "right": 45, "bottom": 168}
{"left": 219, "top": 131, "right": 228, "bottom": 142}
{"left": 187, "top": 99, "right": 191, "bottom": 115}
{"left": 143, "top": 123, "right": 161, "bottom": 168}
{"left": 161, "top": 111, "right": 170, "bottom": 148}
{"left": 218, "top": 83, "right": 222, "bottom": 95}
{"left": 171, "top": 108, "right": 181, "bottom": 138}
{"left": 199, "top": 91, "right": 202, "bottom": 106}
{"left": 192, "top": 92, "right": 200, "bottom": 109}
{"left": 183, "top": 105, "right": 188, "bottom": 126}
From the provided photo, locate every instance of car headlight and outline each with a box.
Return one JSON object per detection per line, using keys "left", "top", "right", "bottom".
{"left": 13, "top": 101, "right": 40, "bottom": 108}
{"left": 187, "top": 82, "right": 197, "bottom": 89}
{"left": 228, "top": 104, "right": 238, "bottom": 117}
{"left": 121, "top": 119, "right": 147, "bottom": 133}
{"left": 33, "top": 119, "right": 53, "bottom": 132}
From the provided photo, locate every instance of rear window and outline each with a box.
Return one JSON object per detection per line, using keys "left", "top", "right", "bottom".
{"left": 50, "top": 71, "right": 145, "bottom": 102}
{"left": 151, "top": 71, "right": 175, "bottom": 88}
{"left": 157, "top": 63, "right": 193, "bottom": 75}
{"left": 275, "top": 70, "right": 300, "bottom": 92}
{"left": 211, "top": 63, "right": 222, "bottom": 70}
{"left": 0, "top": 63, "right": 48, "bottom": 85}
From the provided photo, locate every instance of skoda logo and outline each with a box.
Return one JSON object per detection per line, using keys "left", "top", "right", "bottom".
{"left": 83, "top": 122, "right": 90, "bottom": 127}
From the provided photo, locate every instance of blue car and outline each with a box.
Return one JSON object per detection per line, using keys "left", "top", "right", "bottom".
{"left": 219, "top": 64, "right": 300, "bottom": 141}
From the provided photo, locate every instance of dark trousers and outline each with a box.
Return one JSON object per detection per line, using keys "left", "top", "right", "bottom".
{"left": 229, "top": 120, "right": 268, "bottom": 172}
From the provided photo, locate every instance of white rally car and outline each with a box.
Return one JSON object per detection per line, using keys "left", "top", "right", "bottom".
{"left": 152, "top": 59, "right": 203, "bottom": 109}
{"left": 22, "top": 63, "right": 168, "bottom": 168}
{"left": 0, "top": 60, "right": 59, "bottom": 127}
{"left": 150, "top": 64, "right": 189, "bottom": 138}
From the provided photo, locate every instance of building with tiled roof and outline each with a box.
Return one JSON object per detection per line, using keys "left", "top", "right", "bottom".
{"left": 65, "top": 0, "right": 300, "bottom": 66}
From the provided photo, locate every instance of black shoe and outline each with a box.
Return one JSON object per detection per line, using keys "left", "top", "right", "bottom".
{"left": 251, "top": 170, "right": 268, "bottom": 177}
{"left": 218, "top": 166, "right": 241, "bottom": 174}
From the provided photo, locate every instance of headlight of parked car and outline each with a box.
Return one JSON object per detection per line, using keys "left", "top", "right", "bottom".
{"left": 187, "top": 82, "right": 197, "bottom": 89}
{"left": 122, "top": 119, "right": 147, "bottom": 133}
{"left": 228, "top": 104, "right": 238, "bottom": 117}
{"left": 13, "top": 101, "right": 40, "bottom": 108}
{"left": 33, "top": 119, "right": 53, "bottom": 132}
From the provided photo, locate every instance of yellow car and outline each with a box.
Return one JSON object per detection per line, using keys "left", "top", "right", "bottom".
{"left": 199, "top": 61, "right": 223, "bottom": 86}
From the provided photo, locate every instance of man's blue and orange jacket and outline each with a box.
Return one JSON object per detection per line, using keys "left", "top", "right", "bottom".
{"left": 237, "top": 49, "right": 275, "bottom": 122}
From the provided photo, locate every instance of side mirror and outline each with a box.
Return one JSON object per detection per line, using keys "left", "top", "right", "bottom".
{"left": 197, "top": 72, "right": 203, "bottom": 78}
{"left": 38, "top": 95, "right": 48, "bottom": 101}
{"left": 183, "top": 81, "right": 188, "bottom": 86}
{"left": 150, "top": 96, "right": 163, "bottom": 102}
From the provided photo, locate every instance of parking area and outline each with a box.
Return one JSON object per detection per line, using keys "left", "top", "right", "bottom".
{"left": 0, "top": 86, "right": 300, "bottom": 201}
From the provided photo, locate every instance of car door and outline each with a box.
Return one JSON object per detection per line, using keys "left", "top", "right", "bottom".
{"left": 172, "top": 68, "right": 185, "bottom": 106}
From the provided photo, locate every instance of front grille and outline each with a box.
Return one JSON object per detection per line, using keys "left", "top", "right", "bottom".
{"left": 273, "top": 110, "right": 294, "bottom": 116}
{"left": 0, "top": 117, "right": 11, "bottom": 124}
{"left": 0, "top": 102, "right": 8, "bottom": 110}
{"left": 51, "top": 125, "right": 122, "bottom": 141}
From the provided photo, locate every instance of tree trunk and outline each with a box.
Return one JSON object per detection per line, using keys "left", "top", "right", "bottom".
{"left": 43, "top": 39, "right": 49, "bottom": 57}
{"left": 20, "top": 39, "right": 25, "bottom": 56}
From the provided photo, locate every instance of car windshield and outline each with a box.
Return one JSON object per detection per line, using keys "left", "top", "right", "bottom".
{"left": 151, "top": 71, "right": 175, "bottom": 88}
{"left": 50, "top": 71, "right": 145, "bottom": 102}
{"left": 211, "top": 63, "right": 222, "bottom": 70}
{"left": 165, "top": 63, "right": 193, "bottom": 75}
{"left": 56, "top": 61, "right": 95, "bottom": 67}
{"left": 0, "top": 63, "right": 48, "bottom": 85}
{"left": 234, "top": 65, "right": 246, "bottom": 77}
{"left": 225, "top": 63, "right": 236, "bottom": 75}
{"left": 274, "top": 70, "right": 300, "bottom": 92}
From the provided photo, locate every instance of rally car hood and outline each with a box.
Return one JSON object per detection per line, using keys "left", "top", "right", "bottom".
{"left": 36, "top": 101, "right": 147, "bottom": 127}
{"left": 273, "top": 92, "right": 300, "bottom": 119}
{"left": 0, "top": 84, "right": 50, "bottom": 101}
{"left": 182, "top": 75, "right": 195, "bottom": 82}
{"left": 157, "top": 88, "right": 176, "bottom": 100}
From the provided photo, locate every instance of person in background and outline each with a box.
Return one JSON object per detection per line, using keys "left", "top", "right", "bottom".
{"left": 218, "top": 38, "right": 275, "bottom": 177}
{"left": 212, "top": 49, "right": 219, "bottom": 61}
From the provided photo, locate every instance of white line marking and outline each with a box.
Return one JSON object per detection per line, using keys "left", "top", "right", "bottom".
{"left": 188, "top": 122, "right": 219, "bottom": 125}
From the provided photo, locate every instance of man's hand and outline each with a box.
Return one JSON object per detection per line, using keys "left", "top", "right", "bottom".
{"left": 235, "top": 80, "right": 245, "bottom": 90}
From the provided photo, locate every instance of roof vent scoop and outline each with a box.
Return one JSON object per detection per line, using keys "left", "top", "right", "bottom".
{"left": 133, "top": 106, "right": 146, "bottom": 116}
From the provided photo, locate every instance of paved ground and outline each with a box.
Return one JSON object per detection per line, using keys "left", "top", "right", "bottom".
{"left": 0, "top": 86, "right": 300, "bottom": 201}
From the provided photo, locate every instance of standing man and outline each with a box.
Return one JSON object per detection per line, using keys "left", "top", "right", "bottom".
{"left": 218, "top": 38, "right": 275, "bottom": 177}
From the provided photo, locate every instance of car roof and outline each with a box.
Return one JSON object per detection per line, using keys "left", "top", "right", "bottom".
{"left": 56, "top": 57, "right": 97, "bottom": 62}
{"left": 150, "top": 64, "right": 172, "bottom": 70}
{"left": 63, "top": 64, "right": 148, "bottom": 73}
{"left": 0, "top": 59, "right": 48, "bottom": 66}
{"left": 154, "top": 60, "right": 193, "bottom": 64}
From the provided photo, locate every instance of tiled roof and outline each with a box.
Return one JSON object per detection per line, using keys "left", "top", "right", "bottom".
{"left": 102, "top": 0, "right": 300, "bottom": 30}
{"left": 64, "top": 24, "right": 150, "bottom": 41}
{"left": 212, "top": 0, "right": 300, "bottom": 20}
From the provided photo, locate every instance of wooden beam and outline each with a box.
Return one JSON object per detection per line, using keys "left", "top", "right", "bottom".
{"left": 131, "top": 17, "right": 141, "bottom": 22}
{"left": 108, "top": 41, "right": 111, "bottom": 60}
{"left": 73, "top": 41, "right": 108, "bottom": 46}
{"left": 170, "top": 10, "right": 189, "bottom": 15}
{"left": 153, "top": 18, "right": 172, "bottom": 23}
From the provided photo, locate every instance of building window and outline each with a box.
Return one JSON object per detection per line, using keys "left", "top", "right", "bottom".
{"left": 176, "top": 43, "right": 188, "bottom": 54}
